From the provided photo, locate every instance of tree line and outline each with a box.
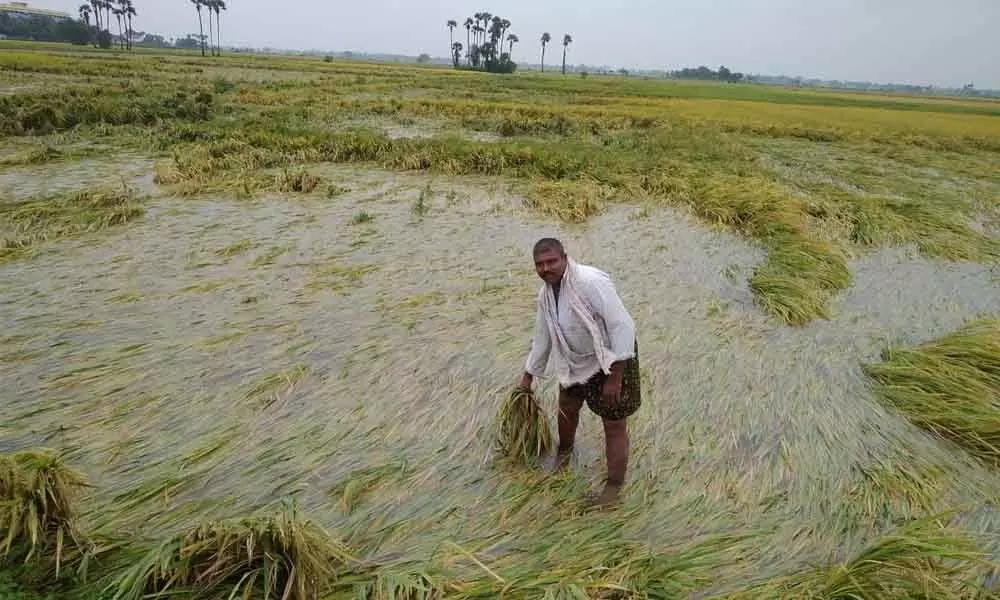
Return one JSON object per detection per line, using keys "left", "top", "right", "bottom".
{"left": 670, "top": 65, "right": 746, "bottom": 83}
{"left": 446, "top": 11, "right": 574, "bottom": 74}
{"left": 77, "top": 1, "right": 136, "bottom": 49}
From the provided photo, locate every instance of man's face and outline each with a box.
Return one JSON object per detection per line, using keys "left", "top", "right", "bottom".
{"left": 534, "top": 248, "right": 567, "bottom": 285}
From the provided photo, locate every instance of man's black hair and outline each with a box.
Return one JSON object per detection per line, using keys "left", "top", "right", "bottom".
{"left": 533, "top": 237, "right": 565, "bottom": 257}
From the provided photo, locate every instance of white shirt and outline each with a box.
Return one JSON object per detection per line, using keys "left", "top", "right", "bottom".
{"left": 525, "top": 263, "right": 636, "bottom": 384}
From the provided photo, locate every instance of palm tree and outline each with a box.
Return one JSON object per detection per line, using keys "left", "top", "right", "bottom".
{"left": 205, "top": 0, "right": 216, "bottom": 56}
{"left": 463, "top": 17, "right": 473, "bottom": 64}
{"left": 447, "top": 19, "right": 457, "bottom": 57}
{"left": 87, "top": 0, "right": 100, "bottom": 33}
{"left": 112, "top": 4, "right": 123, "bottom": 49}
{"left": 102, "top": 0, "right": 112, "bottom": 38}
{"left": 213, "top": 0, "right": 226, "bottom": 56}
{"left": 78, "top": 4, "right": 93, "bottom": 45}
{"left": 540, "top": 32, "right": 550, "bottom": 72}
{"left": 451, "top": 42, "right": 462, "bottom": 68}
{"left": 506, "top": 33, "right": 518, "bottom": 56}
{"left": 122, "top": 0, "right": 136, "bottom": 51}
{"left": 561, "top": 34, "right": 572, "bottom": 74}
{"left": 191, "top": 0, "right": 206, "bottom": 56}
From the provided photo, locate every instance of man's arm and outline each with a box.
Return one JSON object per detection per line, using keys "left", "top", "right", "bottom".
{"left": 520, "top": 294, "right": 551, "bottom": 388}
{"left": 587, "top": 273, "right": 636, "bottom": 365}
{"left": 586, "top": 273, "right": 635, "bottom": 405}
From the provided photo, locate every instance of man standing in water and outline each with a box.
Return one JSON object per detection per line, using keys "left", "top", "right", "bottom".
{"left": 518, "top": 238, "right": 641, "bottom": 507}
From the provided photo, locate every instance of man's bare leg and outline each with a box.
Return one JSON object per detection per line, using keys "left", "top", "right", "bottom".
{"left": 595, "top": 417, "right": 629, "bottom": 506}
{"left": 554, "top": 389, "right": 583, "bottom": 470}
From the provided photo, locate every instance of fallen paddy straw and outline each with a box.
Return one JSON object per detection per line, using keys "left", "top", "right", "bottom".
{"left": 108, "top": 499, "right": 351, "bottom": 600}
{"left": 495, "top": 387, "right": 555, "bottom": 466}
{"left": 863, "top": 318, "right": 1000, "bottom": 466}
{"left": 0, "top": 449, "right": 90, "bottom": 578}
{"left": 0, "top": 185, "right": 145, "bottom": 261}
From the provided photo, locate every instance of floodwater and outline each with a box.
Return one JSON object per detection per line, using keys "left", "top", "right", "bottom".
{"left": 2, "top": 164, "right": 1000, "bottom": 591}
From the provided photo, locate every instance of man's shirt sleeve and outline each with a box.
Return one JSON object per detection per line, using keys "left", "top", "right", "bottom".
{"left": 525, "top": 291, "right": 551, "bottom": 376}
{"left": 587, "top": 273, "right": 636, "bottom": 363}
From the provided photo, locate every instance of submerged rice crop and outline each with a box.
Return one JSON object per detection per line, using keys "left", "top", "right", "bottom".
{"left": 0, "top": 44, "right": 999, "bottom": 599}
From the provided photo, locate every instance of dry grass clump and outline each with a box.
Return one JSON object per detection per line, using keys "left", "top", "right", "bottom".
{"left": 862, "top": 319, "right": 1000, "bottom": 465}
{"left": 495, "top": 388, "right": 555, "bottom": 465}
{"left": 524, "top": 179, "right": 612, "bottom": 223}
{"left": 108, "top": 500, "right": 352, "bottom": 600}
{"left": 0, "top": 449, "right": 89, "bottom": 577}
{"left": 0, "top": 185, "right": 144, "bottom": 260}
{"left": 273, "top": 169, "right": 322, "bottom": 194}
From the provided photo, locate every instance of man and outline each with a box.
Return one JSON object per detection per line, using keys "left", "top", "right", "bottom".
{"left": 518, "top": 237, "right": 641, "bottom": 507}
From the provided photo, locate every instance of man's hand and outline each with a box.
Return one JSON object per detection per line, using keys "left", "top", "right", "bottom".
{"left": 602, "top": 362, "right": 625, "bottom": 407}
{"left": 518, "top": 373, "right": 534, "bottom": 391}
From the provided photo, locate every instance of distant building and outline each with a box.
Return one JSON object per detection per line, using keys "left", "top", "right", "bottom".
{"left": 0, "top": 2, "right": 71, "bottom": 20}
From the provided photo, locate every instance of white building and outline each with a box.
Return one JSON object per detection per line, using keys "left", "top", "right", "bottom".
{"left": 0, "top": 2, "right": 72, "bottom": 20}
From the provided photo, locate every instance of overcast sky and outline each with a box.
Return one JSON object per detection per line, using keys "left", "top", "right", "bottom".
{"left": 47, "top": 0, "right": 999, "bottom": 89}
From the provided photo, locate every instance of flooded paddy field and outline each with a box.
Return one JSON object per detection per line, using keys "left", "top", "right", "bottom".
{"left": 2, "top": 44, "right": 1000, "bottom": 599}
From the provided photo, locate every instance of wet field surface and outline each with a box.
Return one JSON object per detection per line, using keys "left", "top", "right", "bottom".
{"left": 3, "top": 160, "right": 1000, "bottom": 589}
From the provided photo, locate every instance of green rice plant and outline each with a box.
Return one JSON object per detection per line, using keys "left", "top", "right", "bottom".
{"left": 0, "top": 185, "right": 144, "bottom": 261}
{"left": 724, "top": 515, "right": 992, "bottom": 599}
{"left": 0, "top": 145, "right": 63, "bottom": 166}
{"left": 0, "top": 86, "right": 215, "bottom": 137}
{"left": 862, "top": 319, "right": 1000, "bottom": 465}
{"left": 328, "top": 460, "right": 408, "bottom": 515}
{"left": 749, "top": 234, "right": 851, "bottom": 326}
{"left": 495, "top": 388, "right": 554, "bottom": 466}
{"left": 0, "top": 449, "right": 89, "bottom": 577}
{"left": 107, "top": 500, "right": 354, "bottom": 600}
{"left": 328, "top": 558, "right": 450, "bottom": 600}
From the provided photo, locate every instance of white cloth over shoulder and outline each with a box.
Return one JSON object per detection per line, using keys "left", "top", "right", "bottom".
{"left": 524, "top": 258, "right": 636, "bottom": 387}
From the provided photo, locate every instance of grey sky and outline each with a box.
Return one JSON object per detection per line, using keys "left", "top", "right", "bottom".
{"left": 47, "top": 0, "right": 1000, "bottom": 89}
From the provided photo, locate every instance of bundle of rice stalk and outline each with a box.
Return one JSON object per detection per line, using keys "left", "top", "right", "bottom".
{"left": 108, "top": 499, "right": 356, "bottom": 600}
{"left": 0, "top": 448, "right": 89, "bottom": 577}
{"left": 495, "top": 387, "right": 554, "bottom": 465}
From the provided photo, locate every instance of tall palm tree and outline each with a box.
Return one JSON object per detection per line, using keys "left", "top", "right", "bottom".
{"left": 207, "top": 0, "right": 218, "bottom": 56}
{"left": 506, "top": 34, "right": 518, "bottom": 56}
{"left": 561, "top": 34, "right": 572, "bottom": 74}
{"left": 112, "top": 4, "right": 124, "bottom": 49}
{"left": 480, "top": 12, "right": 491, "bottom": 46}
{"left": 447, "top": 19, "right": 457, "bottom": 57}
{"left": 87, "top": 0, "right": 101, "bottom": 34}
{"left": 463, "top": 17, "right": 473, "bottom": 64}
{"left": 213, "top": 0, "right": 226, "bottom": 56}
{"left": 78, "top": 4, "right": 93, "bottom": 45}
{"left": 191, "top": 0, "right": 206, "bottom": 56}
{"left": 103, "top": 0, "right": 112, "bottom": 38}
{"left": 122, "top": 0, "right": 136, "bottom": 50}
{"left": 540, "top": 32, "right": 550, "bottom": 72}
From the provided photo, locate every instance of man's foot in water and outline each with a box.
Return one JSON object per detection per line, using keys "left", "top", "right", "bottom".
{"left": 546, "top": 449, "right": 572, "bottom": 474}
{"left": 588, "top": 483, "right": 622, "bottom": 509}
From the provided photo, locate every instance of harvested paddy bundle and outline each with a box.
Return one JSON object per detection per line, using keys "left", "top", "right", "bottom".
{"left": 0, "top": 448, "right": 89, "bottom": 576}
{"left": 495, "top": 387, "right": 554, "bottom": 465}
{"left": 108, "top": 500, "right": 353, "bottom": 600}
